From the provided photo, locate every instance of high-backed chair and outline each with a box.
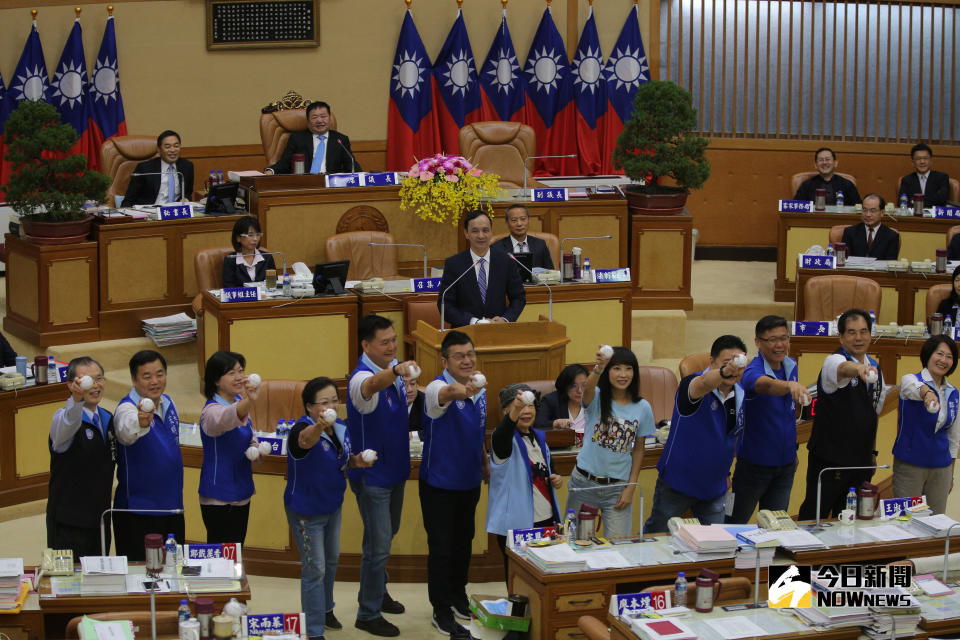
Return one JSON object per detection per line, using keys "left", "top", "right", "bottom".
{"left": 66, "top": 611, "right": 179, "bottom": 639}
{"left": 947, "top": 225, "right": 960, "bottom": 248}
{"left": 789, "top": 171, "right": 858, "bottom": 196}
{"left": 259, "top": 108, "right": 338, "bottom": 168}
{"left": 802, "top": 275, "right": 882, "bottom": 321}
{"left": 249, "top": 379, "right": 307, "bottom": 429}
{"left": 490, "top": 232, "right": 561, "bottom": 269}
{"left": 637, "top": 365, "right": 679, "bottom": 424}
{"left": 192, "top": 247, "right": 235, "bottom": 315}
{"left": 325, "top": 230, "right": 398, "bottom": 281}
{"left": 679, "top": 353, "right": 710, "bottom": 379}
{"left": 402, "top": 295, "right": 444, "bottom": 357}
{"left": 926, "top": 283, "right": 953, "bottom": 319}
{"left": 458, "top": 121, "right": 542, "bottom": 189}
{"left": 99, "top": 135, "right": 158, "bottom": 205}
{"left": 829, "top": 224, "right": 846, "bottom": 245}
{"left": 950, "top": 178, "right": 960, "bottom": 203}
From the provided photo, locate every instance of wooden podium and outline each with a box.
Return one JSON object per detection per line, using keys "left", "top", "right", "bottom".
{"left": 411, "top": 319, "right": 570, "bottom": 428}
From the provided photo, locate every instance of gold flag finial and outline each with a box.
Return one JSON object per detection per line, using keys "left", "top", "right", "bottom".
{"left": 107, "top": 5, "right": 115, "bottom": 15}
{"left": 75, "top": 7, "right": 82, "bottom": 17}
{"left": 31, "top": 8, "right": 38, "bottom": 19}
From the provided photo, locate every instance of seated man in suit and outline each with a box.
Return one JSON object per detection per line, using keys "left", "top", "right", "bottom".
{"left": 841, "top": 193, "right": 900, "bottom": 260}
{"left": 264, "top": 101, "right": 360, "bottom": 175}
{"left": 437, "top": 209, "right": 525, "bottom": 327}
{"left": 493, "top": 204, "right": 554, "bottom": 269}
{"left": 897, "top": 143, "right": 951, "bottom": 207}
{"left": 794, "top": 147, "right": 861, "bottom": 205}
{"left": 121, "top": 130, "right": 195, "bottom": 207}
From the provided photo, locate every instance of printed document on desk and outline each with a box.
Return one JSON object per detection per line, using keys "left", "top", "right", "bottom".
{"left": 704, "top": 616, "right": 769, "bottom": 639}
{"left": 579, "top": 550, "right": 632, "bottom": 570}
{"left": 81, "top": 556, "right": 128, "bottom": 574}
{"left": 861, "top": 524, "right": 918, "bottom": 542}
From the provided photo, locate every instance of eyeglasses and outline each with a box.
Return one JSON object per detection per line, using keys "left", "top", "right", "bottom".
{"left": 446, "top": 350, "right": 477, "bottom": 361}
{"left": 862, "top": 208, "right": 881, "bottom": 214}
{"left": 239, "top": 233, "right": 262, "bottom": 240}
{"left": 757, "top": 336, "right": 790, "bottom": 345}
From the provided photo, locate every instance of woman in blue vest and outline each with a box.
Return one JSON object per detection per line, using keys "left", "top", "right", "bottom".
{"left": 199, "top": 350, "right": 261, "bottom": 544}
{"left": 893, "top": 335, "right": 960, "bottom": 514}
{"left": 487, "top": 383, "right": 562, "bottom": 584}
{"left": 286, "top": 377, "right": 373, "bottom": 640}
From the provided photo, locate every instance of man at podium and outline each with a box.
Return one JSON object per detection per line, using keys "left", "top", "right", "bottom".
{"left": 437, "top": 210, "right": 525, "bottom": 327}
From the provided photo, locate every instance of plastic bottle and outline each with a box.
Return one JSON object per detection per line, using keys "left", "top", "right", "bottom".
{"left": 165, "top": 533, "right": 178, "bottom": 571}
{"left": 282, "top": 273, "right": 291, "bottom": 296}
{"left": 178, "top": 599, "right": 191, "bottom": 622}
{"left": 582, "top": 257, "right": 591, "bottom": 282}
{"left": 276, "top": 419, "right": 285, "bottom": 437}
{"left": 869, "top": 310, "right": 877, "bottom": 336}
{"left": 208, "top": 170, "right": 216, "bottom": 191}
{"left": 826, "top": 243, "right": 834, "bottom": 257}
{"left": 846, "top": 487, "right": 857, "bottom": 512}
{"left": 836, "top": 190, "right": 845, "bottom": 207}
{"left": 217, "top": 169, "right": 224, "bottom": 185}
{"left": 945, "top": 315, "right": 954, "bottom": 337}
{"left": 674, "top": 571, "right": 688, "bottom": 607}
{"left": 563, "top": 508, "right": 576, "bottom": 544}
{"left": 48, "top": 357, "right": 58, "bottom": 384}
{"left": 899, "top": 193, "right": 909, "bottom": 214}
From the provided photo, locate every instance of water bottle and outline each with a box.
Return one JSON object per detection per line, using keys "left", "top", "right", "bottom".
{"left": 282, "top": 273, "right": 291, "bottom": 296}
{"left": 846, "top": 487, "right": 857, "bottom": 512}
{"left": 563, "top": 508, "right": 576, "bottom": 545}
{"left": 276, "top": 419, "right": 285, "bottom": 437}
{"left": 826, "top": 243, "right": 834, "bottom": 257}
{"left": 836, "top": 190, "right": 845, "bottom": 207}
{"left": 178, "top": 599, "right": 191, "bottom": 622}
{"left": 582, "top": 257, "right": 591, "bottom": 282}
{"left": 674, "top": 571, "right": 688, "bottom": 607}
{"left": 208, "top": 170, "right": 216, "bottom": 191}
{"left": 952, "top": 303, "right": 959, "bottom": 325}
{"left": 899, "top": 193, "right": 909, "bottom": 215}
{"left": 869, "top": 310, "right": 877, "bottom": 337}
{"left": 165, "top": 533, "right": 178, "bottom": 570}
{"left": 945, "top": 315, "right": 954, "bottom": 337}
{"left": 217, "top": 169, "right": 224, "bottom": 185}
{"left": 48, "top": 357, "right": 58, "bottom": 384}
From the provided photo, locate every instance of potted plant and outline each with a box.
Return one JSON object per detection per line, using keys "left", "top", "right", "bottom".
{"left": 612, "top": 81, "right": 711, "bottom": 215}
{"left": 4, "top": 100, "right": 110, "bottom": 244}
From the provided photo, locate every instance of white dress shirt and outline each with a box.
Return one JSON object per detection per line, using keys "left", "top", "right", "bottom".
{"left": 153, "top": 160, "right": 180, "bottom": 205}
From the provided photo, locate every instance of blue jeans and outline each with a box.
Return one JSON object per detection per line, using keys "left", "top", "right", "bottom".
{"left": 286, "top": 506, "right": 341, "bottom": 638}
{"left": 349, "top": 477, "right": 404, "bottom": 621}
{"left": 644, "top": 477, "right": 726, "bottom": 533}
{"left": 727, "top": 459, "right": 796, "bottom": 524}
{"left": 564, "top": 468, "right": 634, "bottom": 539}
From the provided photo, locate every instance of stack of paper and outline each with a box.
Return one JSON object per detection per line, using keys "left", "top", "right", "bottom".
{"left": 80, "top": 556, "right": 128, "bottom": 595}
{"left": 792, "top": 605, "right": 872, "bottom": 629}
{"left": 78, "top": 616, "right": 135, "bottom": 640}
{"left": 724, "top": 526, "right": 777, "bottom": 569}
{"left": 0, "top": 558, "right": 23, "bottom": 602}
{"left": 142, "top": 313, "right": 197, "bottom": 347}
{"left": 860, "top": 524, "right": 918, "bottom": 542}
{"left": 671, "top": 525, "right": 738, "bottom": 561}
{"left": 523, "top": 543, "right": 587, "bottom": 573}
{"left": 741, "top": 527, "right": 826, "bottom": 552}
{"left": 181, "top": 557, "right": 243, "bottom": 592}
{"left": 865, "top": 589, "right": 921, "bottom": 638}
{"left": 913, "top": 514, "right": 960, "bottom": 537}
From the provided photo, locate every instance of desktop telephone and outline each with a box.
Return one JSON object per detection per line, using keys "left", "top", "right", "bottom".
{"left": 41, "top": 548, "right": 74, "bottom": 575}
{"left": 356, "top": 278, "right": 385, "bottom": 292}
{"left": 0, "top": 372, "right": 25, "bottom": 391}
{"left": 667, "top": 517, "right": 700, "bottom": 535}
{"left": 757, "top": 509, "right": 797, "bottom": 530}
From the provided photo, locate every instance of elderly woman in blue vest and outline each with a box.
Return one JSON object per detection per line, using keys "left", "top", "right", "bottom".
{"left": 113, "top": 350, "right": 183, "bottom": 561}
{"left": 286, "top": 377, "right": 373, "bottom": 640}
{"left": 565, "top": 346, "right": 656, "bottom": 539}
{"left": 199, "top": 351, "right": 261, "bottom": 544}
{"left": 893, "top": 335, "right": 960, "bottom": 514}
{"left": 488, "top": 383, "right": 562, "bottom": 584}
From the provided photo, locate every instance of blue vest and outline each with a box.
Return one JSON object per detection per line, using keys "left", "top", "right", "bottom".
{"left": 420, "top": 373, "right": 487, "bottom": 490}
{"left": 486, "top": 428, "right": 560, "bottom": 536}
{"left": 658, "top": 375, "right": 744, "bottom": 501}
{"left": 346, "top": 358, "right": 411, "bottom": 487}
{"left": 114, "top": 392, "right": 183, "bottom": 512}
{"left": 285, "top": 415, "right": 351, "bottom": 516}
{"left": 894, "top": 373, "right": 960, "bottom": 469}
{"left": 198, "top": 395, "right": 256, "bottom": 502}
{"left": 740, "top": 355, "right": 798, "bottom": 466}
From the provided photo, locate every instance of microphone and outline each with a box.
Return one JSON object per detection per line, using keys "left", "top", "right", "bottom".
{"left": 228, "top": 250, "right": 287, "bottom": 281}
{"left": 130, "top": 171, "right": 186, "bottom": 204}
{"left": 440, "top": 258, "right": 482, "bottom": 330}
{"left": 100, "top": 507, "right": 185, "bottom": 556}
{"left": 521, "top": 154, "right": 578, "bottom": 197}
{"left": 508, "top": 252, "right": 552, "bottom": 321}
{"left": 810, "top": 464, "right": 890, "bottom": 531}
{"left": 338, "top": 139, "right": 359, "bottom": 174}
{"left": 369, "top": 242, "right": 428, "bottom": 279}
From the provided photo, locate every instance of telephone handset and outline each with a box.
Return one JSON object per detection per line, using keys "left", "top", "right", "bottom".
{"left": 757, "top": 509, "right": 797, "bottom": 530}
{"left": 667, "top": 517, "right": 700, "bottom": 535}
{"left": 0, "top": 372, "right": 26, "bottom": 391}
{"left": 41, "top": 548, "right": 74, "bottom": 575}
{"left": 356, "top": 277, "right": 385, "bottom": 292}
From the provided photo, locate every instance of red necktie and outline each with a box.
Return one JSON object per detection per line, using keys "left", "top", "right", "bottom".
{"left": 867, "top": 227, "right": 874, "bottom": 251}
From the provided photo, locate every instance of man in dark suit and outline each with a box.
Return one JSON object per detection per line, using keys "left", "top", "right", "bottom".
{"left": 121, "top": 130, "right": 195, "bottom": 207}
{"left": 793, "top": 147, "right": 861, "bottom": 205}
{"left": 492, "top": 204, "right": 555, "bottom": 270}
{"left": 841, "top": 194, "right": 900, "bottom": 260}
{"left": 437, "top": 209, "right": 525, "bottom": 327}
{"left": 264, "top": 101, "right": 360, "bottom": 175}
{"left": 897, "top": 143, "right": 951, "bottom": 207}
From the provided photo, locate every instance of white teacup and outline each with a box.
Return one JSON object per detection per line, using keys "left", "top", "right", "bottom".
{"left": 838, "top": 508, "right": 856, "bottom": 525}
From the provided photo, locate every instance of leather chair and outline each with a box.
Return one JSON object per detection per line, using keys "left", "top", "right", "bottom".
{"left": 802, "top": 275, "right": 881, "bottom": 321}
{"left": 926, "top": 283, "right": 954, "bottom": 319}
{"left": 829, "top": 224, "right": 846, "bottom": 245}
{"left": 577, "top": 615, "right": 611, "bottom": 640}
{"left": 66, "top": 611, "right": 179, "bottom": 638}
{"left": 192, "top": 247, "right": 235, "bottom": 315}
{"left": 249, "top": 379, "right": 307, "bottom": 429}
{"left": 679, "top": 353, "right": 710, "bottom": 379}
{"left": 402, "top": 294, "right": 445, "bottom": 357}
{"left": 951, "top": 178, "right": 960, "bottom": 203}
{"left": 947, "top": 225, "right": 960, "bottom": 247}
{"left": 637, "top": 365, "right": 679, "bottom": 424}
{"left": 458, "top": 121, "right": 542, "bottom": 189}
{"left": 642, "top": 576, "right": 752, "bottom": 604}
{"left": 259, "top": 108, "right": 338, "bottom": 168}
{"left": 490, "top": 232, "right": 561, "bottom": 269}
{"left": 325, "top": 230, "right": 398, "bottom": 281}
{"left": 789, "top": 171, "right": 859, "bottom": 196}
{"left": 99, "top": 135, "right": 159, "bottom": 205}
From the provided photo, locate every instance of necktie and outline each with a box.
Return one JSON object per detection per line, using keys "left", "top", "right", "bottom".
{"left": 92, "top": 411, "right": 104, "bottom": 439}
{"left": 518, "top": 241, "right": 526, "bottom": 253}
{"left": 167, "top": 165, "right": 176, "bottom": 202}
{"left": 920, "top": 174, "right": 927, "bottom": 193}
{"left": 310, "top": 135, "right": 326, "bottom": 174}
{"left": 477, "top": 257, "right": 487, "bottom": 303}
{"left": 867, "top": 227, "right": 874, "bottom": 251}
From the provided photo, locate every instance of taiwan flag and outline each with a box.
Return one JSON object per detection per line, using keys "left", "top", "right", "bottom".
{"left": 0, "top": 74, "right": 14, "bottom": 195}
{"left": 522, "top": 7, "right": 577, "bottom": 176}
{"left": 10, "top": 21, "right": 51, "bottom": 105}
{"left": 387, "top": 10, "right": 439, "bottom": 171}
{"left": 478, "top": 11, "right": 525, "bottom": 123}
{"left": 90, "top": 14, "right": 127, "bottom": 144}
{"left": 602, "top": 5, "right": 650, "bottom": 174}
{"left": 432, "top": 9, "right": 490, "bottom": 154}
{"left": 52, "top": 19, "right": 99, "bottom": 170}
{"left": 571, "top": 6, "right": 607, "bottom": 176}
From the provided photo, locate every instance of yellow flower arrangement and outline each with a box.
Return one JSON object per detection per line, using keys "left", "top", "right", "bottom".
{"left": 399, "top": 154, "right": 505, "bottom": 225}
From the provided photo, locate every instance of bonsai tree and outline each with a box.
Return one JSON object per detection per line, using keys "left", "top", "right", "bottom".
{"left": 4, "top": 99, "right": 110, "bottom": 221}
{"left": 612, "top": 81, "right": 711, "bottom": 194}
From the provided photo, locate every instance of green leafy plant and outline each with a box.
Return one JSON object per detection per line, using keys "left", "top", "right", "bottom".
{"left": 612, "top": 81, "right": 711, "bottom": 194}
{"left": 4, "top": 100, "right": 110, "bottom": 221}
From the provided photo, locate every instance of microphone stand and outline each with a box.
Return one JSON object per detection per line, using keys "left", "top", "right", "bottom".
{"left": 809, "top": 464, "right": 890, "bottom": 532}
{"left": 100, "top": 507, "right": 185, "bottom": 556}
{"left": 338, "top": 138, "right": 359, "bottom": 174}
{"left": 439, "top": 259, "right": 481, "bottom": 330}
{"left": 369, "top": 242, "right": 428, "bottom": 279}
{"left": 520, "top": 154, "right": 578, "bottom": 197}
{"left": 508, "top": 252, "right": 552, "bottom": 321}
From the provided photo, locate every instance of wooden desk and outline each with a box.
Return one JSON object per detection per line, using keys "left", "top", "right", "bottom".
{"left": 774, "top": 210, "right": 955, "bottom": 302}
{"left": 607, "top": 609, "right": 861, "bottom": 640}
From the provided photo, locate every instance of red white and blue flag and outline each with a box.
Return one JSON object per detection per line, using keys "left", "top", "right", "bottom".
{"left": 10, "top": 22, "right": 51, "bottom": 105}
{"left": 522, "top": 7, "right": 577, "bottom": 176}
{"left": 387, "top": 10, "right": 439, "bottom": 171}
{"left": 91, "top": 14, "right": 127, "bottom": 143}
{"left": 52, "top": 19, "right": 100, "bottom": 170}
{"left": 432, "top": 9, "right": 490, "bottom": 154}
{"left": 478, "top": 11, "right": 525, "bottom": 123}
{"left": 602, "top": 4, "right": 649, "bottom": 174}
{"left": 0, "top": 73, "right": 14, "bottom": 195}
{"left": 571, "top": 6, "right": 607, "bottom": 176}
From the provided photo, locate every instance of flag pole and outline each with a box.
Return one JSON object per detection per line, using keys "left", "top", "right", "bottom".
{"left": 107, "top": 5, "right": 114, "bottom": 16}
{"left": 31, "top": 8, "right": 38, "bottom": 20}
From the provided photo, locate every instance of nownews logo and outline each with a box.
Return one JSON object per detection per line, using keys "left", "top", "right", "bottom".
{"left": 768, "top": 564, "right": 913, "bottom": 608}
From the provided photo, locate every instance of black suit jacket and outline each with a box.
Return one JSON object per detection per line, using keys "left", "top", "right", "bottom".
{"left": 121, "top": 157, "right": 195, "bottom": 207}
{"left": 222, "top": 252, "right": 277, "bottom": 289}
{"left": 897, "top": 170, "right": 951, "bottom": 207}
{"left": 268, "top": 130, "right": 360, "bottom": 175}
{"left": 841, "top": 223, "right": 900, "bottom": 260}
{"left": 949, "top": 234, "right": 960, "bottom": 261}
{"left": 408, "top": 390, "right": 425, "bottom": 433}
{"left": 534, "top": 390, "right": 568, "bottom": 430}
{"left": 493, "top": 234, "right": 555, "bottom": 270}
{"left": 0, "top": 332, "right": 18, "bottom": 367}
{"left": 437, "top": 247, "right": 526, "bottom": 327}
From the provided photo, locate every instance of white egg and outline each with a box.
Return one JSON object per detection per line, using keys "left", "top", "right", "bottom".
{"left": 407, "top": 364, "right": 421, "bottom": 379}
{"left": 599, "top": 345, "right": 614, "bottom": 359}
{"left": 520, "top": 390, "right": 535, "bottom": 405}
{"left": 322, "top": 408, "right": 338, "bottom": 424}
{"left": 800, "top": 393, "right": 811, "bottom": 407}
{"left": 733, "top": 354, "right": 748, "bottom": 368}
{"left": 139, "top": 397, "right": 155, "bottom": 413}
{"left": 78, "top": 375, "right": 94, "bottom": 390}
{"left": 477, "top": 318, "right": 491, "bottom": 324}
{"left": 247, "top": 373, "right": 262, "bottom": 388}
{"left": 927, "top": 399, "right": 940, "bottom": 414}
{"left": 471, "top": 373, "right": 487, "bottom": 388}
{"left": 864, "top": 370, "right": 878, "bottom": 384}
{"left": 361, "top": 449, "right": 377, "bottom": 463}
{"left": 258, "top": 441, "right": 273, "bottom": 456}
{"left": 244, "top": 445, "right": 260, "bottom": 461}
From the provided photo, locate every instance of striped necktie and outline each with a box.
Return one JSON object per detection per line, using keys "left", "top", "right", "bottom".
{"left": 477, "top": 257, "right": 487, "bottom": 303}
